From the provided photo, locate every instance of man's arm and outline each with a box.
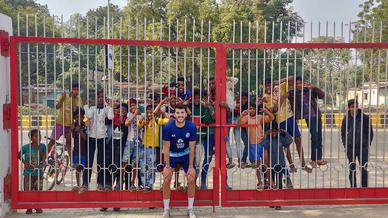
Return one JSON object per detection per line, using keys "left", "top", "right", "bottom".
{"left": 154, "top": 97, "right": 169, "bottom": 115}
{"left": 125, "top": 109, "right": 140, "bottom": 126}
{"left": 189, "top": 140, "right": 196, "bottom": 169}
{"left": 237, "top": 110, "right": 249, "bottom": 125}
{"left": 55, "top": 92, "right": 66, "bottom": 109}
{"left": 340, "top": 116, "right": 347, "bottom": 147}
{"left": 163, "top": 140, "right": 171, "bottom": 168}
{"left": 263, "top": 108, "right": 275, "bottom": 123}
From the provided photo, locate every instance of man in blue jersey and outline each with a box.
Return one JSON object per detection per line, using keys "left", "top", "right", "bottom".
{"left": 162, "top": 103, "right": 197, "bottom": 218}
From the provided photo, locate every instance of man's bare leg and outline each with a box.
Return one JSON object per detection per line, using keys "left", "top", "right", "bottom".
{"left": 256, "top": 160, "right": 262, "bottom": 189}
{"left": 285, "top": 147, "right": 296, "bottom": 173}
{"left": 187, "top": 169, "right": 196, "bottom": 218}
{"left": 162, "top": 167, "right": 173, "bottom": 217}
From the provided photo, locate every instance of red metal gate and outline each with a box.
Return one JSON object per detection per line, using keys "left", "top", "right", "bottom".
{"left": 9, "top": 36, "right": 388, "bottom": 209}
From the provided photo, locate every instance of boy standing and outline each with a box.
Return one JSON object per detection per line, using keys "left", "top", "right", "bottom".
{"left": 137, "top": 105, "right": 170, "bottom": 192}
{"left": 262, "top": 123, "right": 293, "bottom": 210}
{"left": 71, "top": 109, "right": 88, "bottom": 193}
{"left": 237, "top": 103, "right": 275, "bottom": 189}
{"left": 341, "top": 99, "right": 373, "bottom": 187}
{"left": 19, "top": 129, "right": 46, "bottom": 214}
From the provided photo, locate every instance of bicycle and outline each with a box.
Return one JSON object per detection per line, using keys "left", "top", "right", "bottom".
{"left": 42, "top": 137, "right": 70, "bottom": 190}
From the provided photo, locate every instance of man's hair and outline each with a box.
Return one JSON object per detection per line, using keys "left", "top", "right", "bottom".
{"left": 295, "top": 76, "right": 303, "bottom": 82}
{"left": 249, "top": 102, "right": 257, "bottom": 108}
{"left": 129, "top": 98, "right": 137, "bottom": 104}
{"left": 209, "top": 77, "right": 215, "bottom": 81}
{"left": 175, "top": 103, "right": 187, "bottom": 111}
{"left": 193, "top": 88, "right": 201, "bottom": 97}
{"left": 265, "top": 78, "right": 272, "bottom": 85}
{"left": 146, "top": 105, "right": 153, "bottom": 111}
{"left": 73, "top": 108, "right": 85, "bottom": 117}
{"left": 28, "top": 129, "right": 39, "bottom": 139}
{"left": 347, "top": 99, "right": 358, "bottom": 108}
{"left": 72, "top": 83, "right": 79, "bottom": 89}
{"left": 241, "top": 91, "right": 248, "bottom": 97}
{"left": 121, "top": 103, "right": 129, "bottom": 112}
{"left": 177, "top": 76, "right": 185, "bottom": 82}
{"left": 269, "top": 121, "right": 279, "bottom": 130}
{"left": 97, "top": 90, "right": 104, "bottom": 96}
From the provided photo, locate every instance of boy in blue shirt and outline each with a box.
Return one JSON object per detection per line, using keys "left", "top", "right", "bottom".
{"left": 262, "top": 122, "right": 293, "bottom": 210}
{"left": 18, "top": 129, "right": 46, "bottom": 214}
{"left": 161, "top": 103, "right": 197, "bottom": 218}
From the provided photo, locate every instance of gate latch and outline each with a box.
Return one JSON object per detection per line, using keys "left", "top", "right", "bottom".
{"left": 3, "top": 104, "right": 11, "bottom": 130}
{"left": 0, "top": 30, "right": 10, "bottom": 57}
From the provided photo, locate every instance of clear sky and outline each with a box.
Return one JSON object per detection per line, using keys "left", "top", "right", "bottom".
{"left": 36, "top": 0, "right": 366, "bottom": 23}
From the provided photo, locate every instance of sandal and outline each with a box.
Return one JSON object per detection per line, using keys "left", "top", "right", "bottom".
{"left": 317, "top": 160, "right": 327, "bottom": 166}
{"left": 310, "top": 161, "right": 317, "bottom": 168}
{"left": 71, "top": 186, "right": 80, "bottom": 192}
{"left": 289, "top": 163, "right": 297, "bottom": 173}
{"left": 302, "top": 163, "right": 313, "bottom": 173}
{"left": 78, "top": 185, "right": 88, "bottom": 194}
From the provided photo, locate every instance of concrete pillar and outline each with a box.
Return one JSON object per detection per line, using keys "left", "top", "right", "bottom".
{"left": 0, "top": 13, "right": 12, "bottom": 217}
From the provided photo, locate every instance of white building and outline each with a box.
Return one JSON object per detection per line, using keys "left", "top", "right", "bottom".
{"left": 336, "top": 81, "right": 388, "bottom": 107}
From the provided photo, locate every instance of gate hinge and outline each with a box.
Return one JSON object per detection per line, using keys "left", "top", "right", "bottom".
{"left": 0, "top": 30, "right": 10, "bottom": 57}
{"left": 3, "top": 104, "right": 11, "bottom": 130}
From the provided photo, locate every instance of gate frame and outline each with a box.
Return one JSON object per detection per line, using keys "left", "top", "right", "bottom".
{"left": 10, "top": 36, "right": 388, "bottom": 208}
{"left": 219, "top": 42, "right": 388, "bottom": 207}
{"left": 9, "top": 36, "right": 221, "bottom": 209}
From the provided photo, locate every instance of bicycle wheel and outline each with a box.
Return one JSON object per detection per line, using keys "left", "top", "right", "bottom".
{"left": 43, "top": 165, "right": 57, "bottom": 190}
{"left": 56, "top": 153, "right": 70, "bottom": 185}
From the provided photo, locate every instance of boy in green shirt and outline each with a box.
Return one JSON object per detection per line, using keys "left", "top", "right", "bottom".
{"left": 191, "top": 88, "right": 215, "bottom": 189}
{"left": 19, "top": 129, "right": 46, "bottom": 214}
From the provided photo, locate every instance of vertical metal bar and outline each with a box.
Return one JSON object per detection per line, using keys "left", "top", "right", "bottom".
{"left": 231, "top": 20, "right": 235, "bottom": 187}
{"left": 35, "top": 14, "right": 42, "bottom": 189}
{"left": 371, "top": 21, "right": 377, "bottom": 187}
{"left": 376, "top": 20, "right": 382, "bottom": 187}
{"left": 43, "top": 15, "right": 49, "bottom": 189}
{"left": 262, "top": 20, "right": 267, "bottom": 189}
{"left": 207, "top": 19, "right": 211, "bottom": 189}
{"left": 384, "top": 33, "right": 388, "bottom": 187}
{"left": 200, "top": 19, "right": 205, "bottom": 188}
{"left": 26, "top": 13, "right": 32, "bottom": 191}
{"left": 279, "top": 21, "right": 283, "bottom": 190}
{"left": 255, "top": 20, "right": 259, "bottom": 190}
{"left": 17, "top": 13, "right": 23, "bottom": 191}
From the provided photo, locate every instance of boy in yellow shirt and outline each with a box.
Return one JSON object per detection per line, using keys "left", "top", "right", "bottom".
{"left": 137, "top": 105, "right": 170, "bottom": 192}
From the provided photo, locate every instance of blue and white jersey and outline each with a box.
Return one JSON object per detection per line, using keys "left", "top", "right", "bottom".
{"left": 162, "top": 120, "right": 197, "bottom": 157}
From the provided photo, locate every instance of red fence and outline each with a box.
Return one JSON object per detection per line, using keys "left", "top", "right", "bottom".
{"left": 10, "top": 35, "right": 388, "bottom": 209}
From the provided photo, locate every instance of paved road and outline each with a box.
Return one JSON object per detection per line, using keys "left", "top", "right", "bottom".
{"left": 6, "top": 205, "right": 388, "bottom": 218}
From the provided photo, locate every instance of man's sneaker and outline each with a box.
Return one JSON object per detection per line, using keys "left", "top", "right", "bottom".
{"left": 226, "top": 162, "right": 235, "bottom": 169}
{"left": 188, "top": 209, "right": 196, "bottom": 218}
{"left": 143, "top": 186, "right": 152, "bottom": 192}
{"left": 274, "top": 206, "right": 281, "bottom": 210}
{"left": 25, "top": 209, "right": 33, "bottom": 214}
{"left": 99, "top": 208, "right": 108, "bottom": 212}
{"left": 240, "top": 162, "right": 249, "bottom": 169}
{"left": 35, "top": 208, "right": 43, "bottom": 213}
{"left": 96, "top": 185, "right": 104, "bottom": 192}
{"left": 162, "top": 209, "right": 170, "bottom": 218}
{"left": 113, "top": 208, "right": 120, "bottom": 212}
